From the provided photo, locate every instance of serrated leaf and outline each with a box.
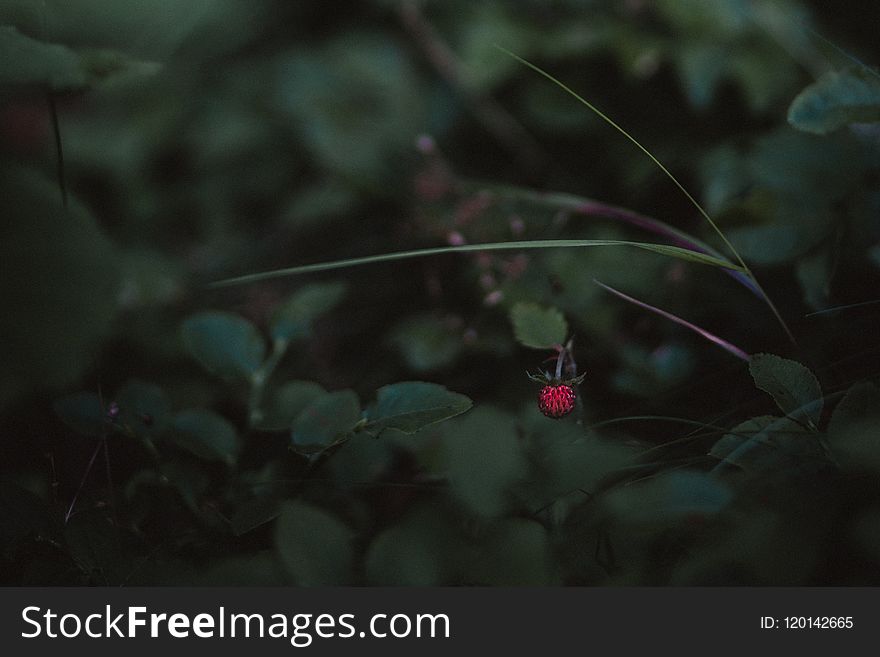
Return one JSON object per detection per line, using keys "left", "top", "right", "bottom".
{"left": 53, "top": 392, "right": 105, "bottom": 436}
{"left": 258, "top": 380, "right": 326, "bottom": 431}
{"left": 291, "top": 390, "right": 360, "bottom": 451}
{"left": 181, "top": 311, "right": 265, "bottom": 379}
{"left": 364, "top": 382, "right": 472, "bottom": 436}
{"left": 788, "top": 68, "right": 880, "bottom": 135}
{"left": 169, "top": 409, "right": 239, "bottom": 464}
{"left": 749, "top": 353, "right": 823, "bottom": 428}
{"left": 270, "top": 282, "right": 346, "bottom": 342}
{"left": 510, "top": 302, "right": 567, "bottom": 349}
{"left": 275, "top": 500, "right": 353, "bottom": 586}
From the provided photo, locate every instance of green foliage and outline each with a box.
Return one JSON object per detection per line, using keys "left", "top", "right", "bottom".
{"left": 181, "top": 312, "right": 266, "bottom": 380}
{"left": 169, "top": 409, "right": 239, "bottom": 464}
{"left": 275, "top": 500, "right": 353, "bottom": 586}
{"left": 4, "top": 0, "right": 880, "bottom": 587}
{"left": 748, "top": 354, "right": 823, "bottom": 427}
{"left": 270, "top": 282, "right": 346, "bottom": 342}
{"left": 290, "top": 390, "right": 361, "bottom": 452}
{"left": 788, "top": 68, "right": 880, "bottom": 134}
{"left": 510, "top": 302, "right": 568, "bottom": 349}
{"left": 364, "top": 382, "right": 473, "bottom": 436}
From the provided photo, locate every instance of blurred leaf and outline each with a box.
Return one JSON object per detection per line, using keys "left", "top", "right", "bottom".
{"left": 275, "top": 500, "right": 353, "bottom": 586}
{"left": 788, "top": 68, "right": 880, "bottom": 134}
{"left": 441, "top": 407, "right": 527, "bottom": 517}
{"left": 258, "top": 380, "right": 326, "bottom": 431}
{"left": 1, "top": 168, "right": 118, "bottom": 410}
{"left": 795, "top": 247, "right": 832, "bottom": 310}
{"left": 388, "top": 315, "right": 462, "bottom": 372}
{"left": 364, "top": 381, "right": 472, "bottom": 436}
{"left": 169, "top": 409, "right": 239, "bottom": 464}
{"left": 524, "top": 418, "right": 637, "bottom": 508}
{"left": 276, "top": 33, "right": 425, "bottom": 185}
{"left": 0, "top": 25, "right": 86, "bottom": 90}
{"left": 181, "top": 311, "right": 265, "bottom": 379}
{"left": 749, "top": 353, "right": 823, "bottom": 427}
{"left": 603, "top": 470, "right": 733, "bottom": 525}
{"left": 270, "top": 281, "right": 346, "bottom": 342}
{"left": 364, "top": 503, "right": 460, "bottom": 586}
{"left": 53, "top": 392, "right": 105, "bottom": 437}
{"left": 115, "top": 379, "right": 171, "bottom": 439}
{"left": 291, "top": 390, "right": 360, "bottom": 451}
{"left": 462, "top": 519, "right": 555, "bottom": 585}
{"left": 161, "top": 461, "right": 210, "bottom": 513}
{"left": 709, "top": 415, "right": 818, "bottom": 472}
{"left": 510, "top": 302, "right": 567, "bottom": 349}
{"left": 231, "top": 497, "right": 282, "bottom": 537}
{"left": 827, "top": 382, "right": 880, "bottom": 471}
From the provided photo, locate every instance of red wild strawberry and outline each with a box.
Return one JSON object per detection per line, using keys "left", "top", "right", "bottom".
{"left": 528, "top": 339, "right": 585, "bottom": 419}
{"left": 538, "top": 384, "right": 577, "bottom": 418}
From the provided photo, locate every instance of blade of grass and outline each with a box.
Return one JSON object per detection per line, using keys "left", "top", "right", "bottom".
{"left": 211, "top": 239, "right": 744, "bottom": 288}
{"left": 469, "top": 182, "right": 761, "bottom": 296}
{"left": 595, "top": 279, "right": 750, "bottom": 362}
{"left": 495, "top": 45, "right": 795, "bottom": 344}
{"left": 805, "top": 299, "right": 880, "bottom": 317}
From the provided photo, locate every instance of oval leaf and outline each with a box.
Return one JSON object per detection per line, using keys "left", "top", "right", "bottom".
{"left": 170, "top": 409, "right": 239, "bottom": 464}
{"left": 365, "top": 382, "right": 472, "bottom": 436}
{"left": 510, "top": 302, "right": 568, "bottom": 349}
{"left": 748, "top": 353, "right": 823, "bottom": 428}
{"left": 788, "top": 68, "right": 880, "bottom": 135}
{"left": 181, "top": 311, "right": 265, "bottom": 379}
{"left": 275, "top": 500, "right": 353, "bottom": 586}
{"left": 291, "top": 390, "right": 361, "bottom": 451}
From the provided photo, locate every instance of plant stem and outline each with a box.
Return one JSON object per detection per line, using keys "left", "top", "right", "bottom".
{"left": 249, "top": 338, "right": 289, "bottom": 426}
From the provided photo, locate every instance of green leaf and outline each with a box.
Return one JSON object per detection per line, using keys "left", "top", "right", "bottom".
{"left": 1, "top": 168, "right": 119, "bottom": 410}
{"left": 169, "top": 410, "right": 239, "bottom": 464}
{"left": 0, "top": 25, "right": 87, "bottom": 90}
{"left": 364, "top": 382, "right": 472, "bottom": 436}
{"left": 53, "top": 392, "right": 105, "bottom": 436}
{"left": 230, "top": 497, "right": 282, "bottom": 537}
{"left": 709, "top": 415, "right": 815, "bottom": 473}
{"left": 181, "top": 311, "right": 265, "bottom": 379}
{"left": 788, "top": 68, "right": 880, "bottom": 135}
{"left": 274, "top": 500, "right": 353, "bottom": 586}
{"left": 115, "top": 380, "right": 171, "bottom": 439}
{"left": 827, "top": 382, "right": 880, "bottom": 471}
{"left": 442, "top": 408, "right": 527, "bottom": 516}
{"left": 748, "top": 353, "right": 823, "bottom": 428}
{"left": 364, "top": 504, "right": 458, "bottom": 585}
{"left": 291, "top": 390, "right": 361, "bottom": 451}
{"left": 258, "top": 380, "right": 326, "bottom": 431}
{"left": 388, "top": 314, "right": 462, "bottom": 372}
{"left": 510, "top": 302, "right": 568, "bottom": 349}
{"left": 462, "top": 519, "right": 555, "bottom": 585}
{"left": 603, "top": 470, "right": 733, "bottom": 525}
{"left": 270, "top": 281, "right": 346, "bottom": 342}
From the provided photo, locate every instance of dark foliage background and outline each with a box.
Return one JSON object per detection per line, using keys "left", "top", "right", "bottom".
{"left": 2, "top": 0, "right": 880, "bottom": 585}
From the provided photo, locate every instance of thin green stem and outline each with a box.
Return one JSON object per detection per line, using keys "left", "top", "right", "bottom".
{"left": 212, "top": 239, "right": 742, "bottom": 288}
{"left": 495, "top": 46, "right": 795, "bottom": 345}
{"left": 248, "top": 338, "right": 289, "bottom": 427}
